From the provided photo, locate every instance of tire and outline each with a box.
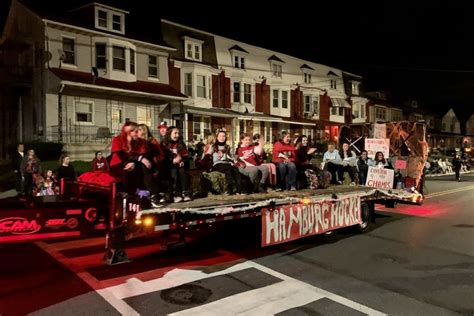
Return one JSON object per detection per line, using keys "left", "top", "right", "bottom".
{"left": 356, "top": 202, "right": 372, "bottom": 232}
{"left": 385, "top": 200, "right": 397, "bottom": 208}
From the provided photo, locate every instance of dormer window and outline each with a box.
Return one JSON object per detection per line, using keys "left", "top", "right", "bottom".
{"left": 272, "top": 64, "right": 282, "bottom": 77}
{"left": 300, "top": 64, "right": 314, "bottom": 84}
{"left": 351, "top": 81, "right": 359, "bottom": 95}
{"left": 184, "top": 37, "right": 203, "bottom": 62}
{"left": 94, "top": 5, "right": 126, "bottom": 34}
{"left": 330, "top": 80, "right": 337, "bottom": 89}
{"left": 304, "top": 73, "right": 312, "bottom": 83}
{"left": 229, "top": 45, "right": 248, "bottom": 70}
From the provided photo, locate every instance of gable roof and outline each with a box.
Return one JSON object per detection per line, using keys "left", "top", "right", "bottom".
{"left": 268, "top": 54, "right": 285, "bottom": 63}
{"left": 229, "top": 44, "right": 248, "bottom": 54}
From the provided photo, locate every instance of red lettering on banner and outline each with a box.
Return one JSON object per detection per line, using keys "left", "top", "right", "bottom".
{"left": 0, "top": 217, "right": 42, "bottom": 235}
{"left": 262, "top": 195, "right": 362, "bottom": 246}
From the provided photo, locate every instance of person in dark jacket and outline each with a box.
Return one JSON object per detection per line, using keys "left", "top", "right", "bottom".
{"left": 57, "top": 154, "right": 76, "bottom": 181}
{"left": 12, "top": 143, "right": 25, "bottom": 194}
{"left": 357, "top": 150, "right": 370, "bottom": 185}
{"left": 452, "top": 153, "right": 463, "bottom": 182}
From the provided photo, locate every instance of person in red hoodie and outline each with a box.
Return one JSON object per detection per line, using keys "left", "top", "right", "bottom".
{"left": 272, "top": 131, "right": 297, "bottom": 191}
{"left": 91, "top": 151, "right": 109, "bottom": 172}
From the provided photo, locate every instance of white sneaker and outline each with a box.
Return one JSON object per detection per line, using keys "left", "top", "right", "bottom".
{"left": 159, "top": 197, "right": 167, "bottom": 203}
{"left": 174, "top": 196, "right": 183, "bottom": 203}
{"left": 183, "top": 196, "right": 191, "bottom": 202}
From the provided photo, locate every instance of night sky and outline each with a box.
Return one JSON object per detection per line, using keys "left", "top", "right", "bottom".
{"left": 156, "top": 1, "right": 474, "bottom": 111}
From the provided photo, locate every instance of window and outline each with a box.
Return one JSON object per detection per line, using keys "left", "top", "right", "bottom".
{"left": 136, "top": 107, "right": 152, "bottom": 126}
{"left": 313, "top": 99, "right": 319, "bottom": 116}
{"left": 392, "top": 109, "right": 402, "bottom": 121}
{"left": 360, "top": 104, "right": 365, "bottom": 118}
{"left": 193, "top": 116, "right": 211, "bottom": 138}
{"left": 184, "top": 38, "right": 203, "bottom": 62}
{"left": 304, "top": 96, "right": 311, "bottom": 113}
{"left": 233, "top": 82, "right": 241, "bottom": 102}
{"left": 197, "top": 75, "right": 206, "bottom": 98}
{"left": 330, "top": 79, "right": 337, "bottom": 89}
{"left": 148, "top": 55, "right": 158, "bottom": 78}
{"left": 97, "top": 10, "right": 107, "bottom": 28}
{"left": 184, "top": 73, "right": 192, "bottom": 97}
{"left": 95, "top": 43, "right": 106, "bottom": 69}
{"left": 351, "top": 82, "right": 359, "bottom": 95}
{"left": 272, "top": 90, "right": 279, "bottom": 108}
{"left": 75, "top": 101, "right": 93, "bottom": 123}
{"left": 95, "top": 7, "right": 125, "bottom": 34}
{"left": 112, "top": 14, "right": 122, "bottom": 31}
{"left": 244, "top": 84, "right": 251, "bottom": 103}
{"left": 111, "top": 108, "right": 122, "bottom": 124}
{"left": 130, "top": 49, "right": 135, "bottom": 74}
{"left": 339, "top": 107, "right": 344, "bottom": 116}
{"left": 331, "top": 107, "right": 338, "bottom": 115}
{"left": 375, "top": 107, "right": 386, "bottom": 120}
{"left": 304, "top": 73, "right": 311, "bottom": 83}
{"left": 272, "top": 64, "right": 282, "bottom": 77}
{"left": 282, "top": 91, "right": 288, "bottom": 109}
{"left": 112, "top": 46, "right": 125, "bottom": 71}
{"left": 62, "top": 38, "right": 75, "bottom": 65}
{"left": 234, "top": 55, "right": 245, "bottom": 69}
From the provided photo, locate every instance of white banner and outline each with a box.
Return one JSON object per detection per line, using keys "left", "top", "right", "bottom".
{"left": 365, "top": 166, "right": 394, "bottom": 189}
{"left": 365, "top": 138, "right": 390, "bottom": 159}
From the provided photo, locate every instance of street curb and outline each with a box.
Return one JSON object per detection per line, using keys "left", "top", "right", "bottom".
{"left": 425, "top": 171, "right": 473, "bottom": 178}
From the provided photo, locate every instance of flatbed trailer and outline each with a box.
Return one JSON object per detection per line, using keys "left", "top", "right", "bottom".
{"left": 99, "top": 182, "right": 422, "bottom": 264}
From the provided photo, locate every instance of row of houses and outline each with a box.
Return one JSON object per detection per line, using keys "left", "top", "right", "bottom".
{"left": 1, "top": 0, "right": 473, "bottom": 159}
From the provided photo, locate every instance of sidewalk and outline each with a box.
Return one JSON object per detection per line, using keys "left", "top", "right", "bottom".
{"left": 425, "top": 170, "right": 473, "bottom": 178}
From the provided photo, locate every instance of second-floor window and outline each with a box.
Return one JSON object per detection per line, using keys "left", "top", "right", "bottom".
{"left": 95, "top": 43, "right": 106, "bottom": 68}
{"left": 62, "top": 37, "right": 75, "bottom": 65}
{"left": 331, "top": 107, "right": 344, "bottom": 116}
{"left": 197, "top": 75, "right": 207, "bottom": 98}
{"left": 392, "top": 109, "right": 402, "bottom": 121}
{"left": 233, "top": 82, "right": 241, "bottom": 102}
{"left": 130, "top": 49, "right": 135, "bottom": 74}
{"left": 330, "top": 79, "right": 337, "bottom": 89}
{"left": 353, "top": 103, "right": 365, "bottom": 118}
{"left": 148, "top": 55, "right": 158, "bottom": 78}
{"left": 313, "top": 99, "right": 319, "bottom": 116}
{"left": 281, "top": 91, "right": 288, "bottom": 109}
{"left": 184, "top": 73, "right": 192, "bottom": 97}
{"left": 304, "top": 96, "right": 311, "bottom": 113}
{"left": 112, "top": 46, "right": 125, "bottom": 71}
{"left": 375, "top": 107, "right": 386, "bottom": 120}
{"left": 244, "top": 84, "right": 251, "bottom": 103}
{"left": 272, "top": 90, "right": 279, "bottom": 108}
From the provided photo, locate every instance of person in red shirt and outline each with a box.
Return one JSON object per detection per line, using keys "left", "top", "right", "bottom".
{"left": 161, "top": 126, "right": 191, "bottom": 203}
{"left": 272, "top": 131, "right": 297, "bottom": 191}
{"left": 236, "top": 133, "right": 269, "bottom": 193}
{"left": 91, "top": 151, "right": 109, "bottom": 172}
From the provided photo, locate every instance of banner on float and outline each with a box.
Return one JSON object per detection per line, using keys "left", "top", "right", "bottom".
{"left": 365, "top": 138, "right": 390, "bottom": 159}
{"left": 261, "top": 195, "right": 361, "bottom": 247}
{"left": 365, "top": 166, "right": 394, "bottom": 189}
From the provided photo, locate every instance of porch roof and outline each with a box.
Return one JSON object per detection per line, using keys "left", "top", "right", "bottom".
{"left": 50, "top": 68, "right": 187, "bottom": 101}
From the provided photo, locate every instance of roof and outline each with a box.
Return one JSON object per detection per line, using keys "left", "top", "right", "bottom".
{"left": 50, "top": 68, "right": 186, "bottom": 99}
{"left": 20, "top": 0, "right": 173, "bottom": 49}
{"left": 228, "top": 45, "right": 248, "bottom": 54}
{"left": 268, "top": 54, "right": 285, "bottom": 63}
{"left": 0, "top": 0, "right": 11, "bottom": 38}
{"left": 300, "top": 64, "right": 314, "bottom": 71}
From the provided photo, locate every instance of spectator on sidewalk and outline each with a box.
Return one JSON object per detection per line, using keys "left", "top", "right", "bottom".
{"left": 91, "top": 151, "right": 109, "bottom": 172}
{"left": 12, "top": 143, "right": 25, "bottom": 194}
{"left": 452, "top": 154, "right": 463, "bottom": 181}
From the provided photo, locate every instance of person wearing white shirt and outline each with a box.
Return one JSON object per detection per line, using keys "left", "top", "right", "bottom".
{"left": 338, "top": 143, "right": 358, "bottom": 184}
{"left": 323, "top": 143, "right": 342, "bottom": 184}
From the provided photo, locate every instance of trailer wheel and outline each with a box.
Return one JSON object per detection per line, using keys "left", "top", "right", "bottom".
{"left": 357, "top": 202, "right": 372, "bottom": 232}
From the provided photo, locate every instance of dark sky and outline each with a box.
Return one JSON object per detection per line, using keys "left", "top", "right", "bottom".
{"left": 156, "top": 1, "right": 474, "bottom": 110}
